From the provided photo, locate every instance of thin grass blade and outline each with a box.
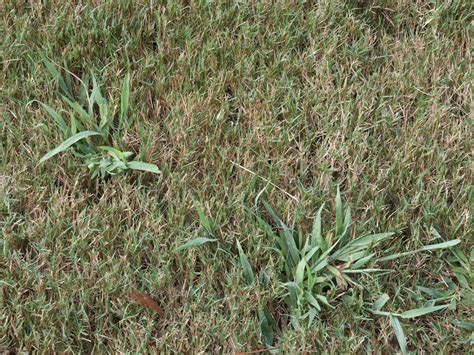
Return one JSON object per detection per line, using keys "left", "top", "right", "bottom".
{"left": 335, "top": 185, "right": 343, "bottom": 236}
{"left": 174, "top": 237, "right": 217, "bottom": 252}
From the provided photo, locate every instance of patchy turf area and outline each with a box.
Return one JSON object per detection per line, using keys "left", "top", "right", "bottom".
{"left": 1, "top": 1, "right": 472, "bottom": 352}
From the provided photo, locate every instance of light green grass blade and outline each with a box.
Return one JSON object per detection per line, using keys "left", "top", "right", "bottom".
{"left": 39, "top": 102, "right": 68, "bottom": 134}
{"left": 39, "top": 131, "right": 101, "bottom": 163}
{"left": 418, "top": 239, "right": 461, "bottom": 251}
{"left": 295, "top": 258, "right": 306, "bottom": 286}
{"left": 312, "top": 203, "right": 326, "bottom": 250}
{"left": 372, "top": 293, "right": 390, "bottom": 311}
{"left": 389, "top": 315, "right": 407, "bottom": 355}
{"left": 315, "top": 294, "right": 333, "bottom": 308}
{"left": 98, "top": 146, "right": 125, "bottom": 160}
{"left": 284, "top": 227, "right": 300, "bottom": 268}
{"left": 352, "top": 253, "right": 376, "bottom": 269}
{"left": 193, "top": 198, "right": 214, "bottom": 235}
{"left": 335, "top": 185, "right": 343, "bottom": 236}
{"left": 349, "top": 232, "right": 395, "bottom": 248}
{"left": 400, "top": 304, "right": 450, "bottom": 319}
{"left": 121, "top": 72, "right": 130, "bottom": 121}
{"left": 62, "top": 95, "right": 97, "bottom": 129}
{"left": 126, "top": 161, "right": 161, "bottom": 174}
{"left": 174, "top": 237, "right": 217, "bottom": 252}
{"left": 305, "top": 291, "right": 321, "bottom": 311}
{"left": 44, "top": 59, "right": 72, "bottom": 99}
{"left": 379, "top": 239, "right": 461, "bottom": 261}
{"left": 236, "top": 239, "right": 255, "bottom": 285}
{"left": 342, "top": 207, "right": 351, "bottom": 237}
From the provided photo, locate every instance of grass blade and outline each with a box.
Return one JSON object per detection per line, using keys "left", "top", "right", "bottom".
{"left": 295, "top": 258, "right": 306, "bottom": 286}
{"left": 236, "top": 239, "right": 255, "bottom": 285}
{"left": 305, "top": 291, "right": 321, "bottom": 311}
{"left": 379, "top": 239, "right": 461, "bottom": 262}
{"left": 372, "top": 293, "right": 390, "bottom": 311}
{"left": 127, "top": 161, "right": 161, "bottom": 174}
{"left": 312, "top": 203, "right": 326, "bottom": 250}
{"left": 389, "top": 315, "right": 407, "bottom": 355}
{"left": 258, "top": 307, "right": 275, "bottom": 346}
{"left": 174, "top": 237, "right": 217, "bottom": 252}
{"left": 418, "top": 239, "right": 461, "bottom": 251}
{"left": 192, "top": 198, "right": 214, "bottom": 235}
{"left": 121, "top": 72, "right": 130, "bottom": 121}
{"left": 39, "top": 131, "right": 101, "bottom": 163}
{"left": 44, "top": 59, "right": 72, "bottom": 99}
{"left": 62, "top": 95, "right": 97, "bottom": 129}
{"left": 400, "top": 304, "right": 450, "bottom": 319}
{"left": 348, "top": 232, "right": 395, "bottom": 248}
{"left": 315, "top": 294, "right": 333, "bottom": 308}
{"left": 39, "top": 102, "right": 69, "bottom": 135}
{"left": 335, "top": 185, "right": 343, "bottom": 236}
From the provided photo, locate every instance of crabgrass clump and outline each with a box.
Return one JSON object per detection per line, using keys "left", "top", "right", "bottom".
{"left": 38, "top": 61, "right": 160, "bottom": 178}
{"left": 235, "top": 189, "right": 462, "bottom": 351}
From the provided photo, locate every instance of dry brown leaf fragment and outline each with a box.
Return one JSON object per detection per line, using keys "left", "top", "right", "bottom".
{"left": 128, "top": 292, "right": 164, "bottom": 317}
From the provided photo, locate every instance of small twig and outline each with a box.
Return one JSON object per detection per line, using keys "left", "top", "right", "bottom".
{"left": 230, "top": 160, "right": 299, "bottom": 202}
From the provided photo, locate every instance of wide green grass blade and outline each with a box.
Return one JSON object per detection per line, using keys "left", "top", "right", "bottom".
{"left": 399, "top": 304, "right": 450, "bottom": 319}
{"left": 389, "top": 315, "right": 407, "bottom": 355}
{"left": 44, "top": 59, "right": 72, "bottom": 99}
{"left": 258, "top": 307, "right": 274, "bottom": 346}
{"left": 305, "top": 291, "right": 321, "bottom": 311}
{"left": 372, "top": 293, "right": 390, "bottom": 311}
{"left": 62, "top": 95, "right": 97, "bottom": 130}
{"left": 127, "top": 161, "right": 161, "bottom": 174}
{"left": 193, "top": 198, "right": 214, "bottom": 235}
{"left": 295, "top": 258, "right": 306, "bottom": 286}
{"left": 39, "top": 131, "right": 101, "bottom": 163}
{"left": 98, "top": 146, "right": 126, "bottom": 160}
{"left": 312, "top": 203, "right": 326, "bottom": 250}
{"left": 348, "top": 232, "right": 395, "bottom": 248}
{"left": 39, "top": 102, "right": 69, "bottom": 135}
{"left": 121, "top": 72, "right": 130, "bottom": 121}
{"left": 236, "top": 239, "right": 255, "bottom": 285}
{"left": 379, "top": 239, "right": 461, "bottom": 262}
{"left": 174, "top": 237, "right": 217, "bottom": 252}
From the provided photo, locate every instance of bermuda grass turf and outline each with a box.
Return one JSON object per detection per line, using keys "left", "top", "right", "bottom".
{"left": 1, "top": 0, "right": 472, "bottom": 352}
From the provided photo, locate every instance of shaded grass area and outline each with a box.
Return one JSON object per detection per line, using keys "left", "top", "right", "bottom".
{"left": 1, "top": 0, "right": 472, "bottom": 352}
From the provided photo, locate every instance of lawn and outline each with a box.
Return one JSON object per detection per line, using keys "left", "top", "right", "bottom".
{"left": 1, "top": 0, "right": 472, "bottom": 353}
